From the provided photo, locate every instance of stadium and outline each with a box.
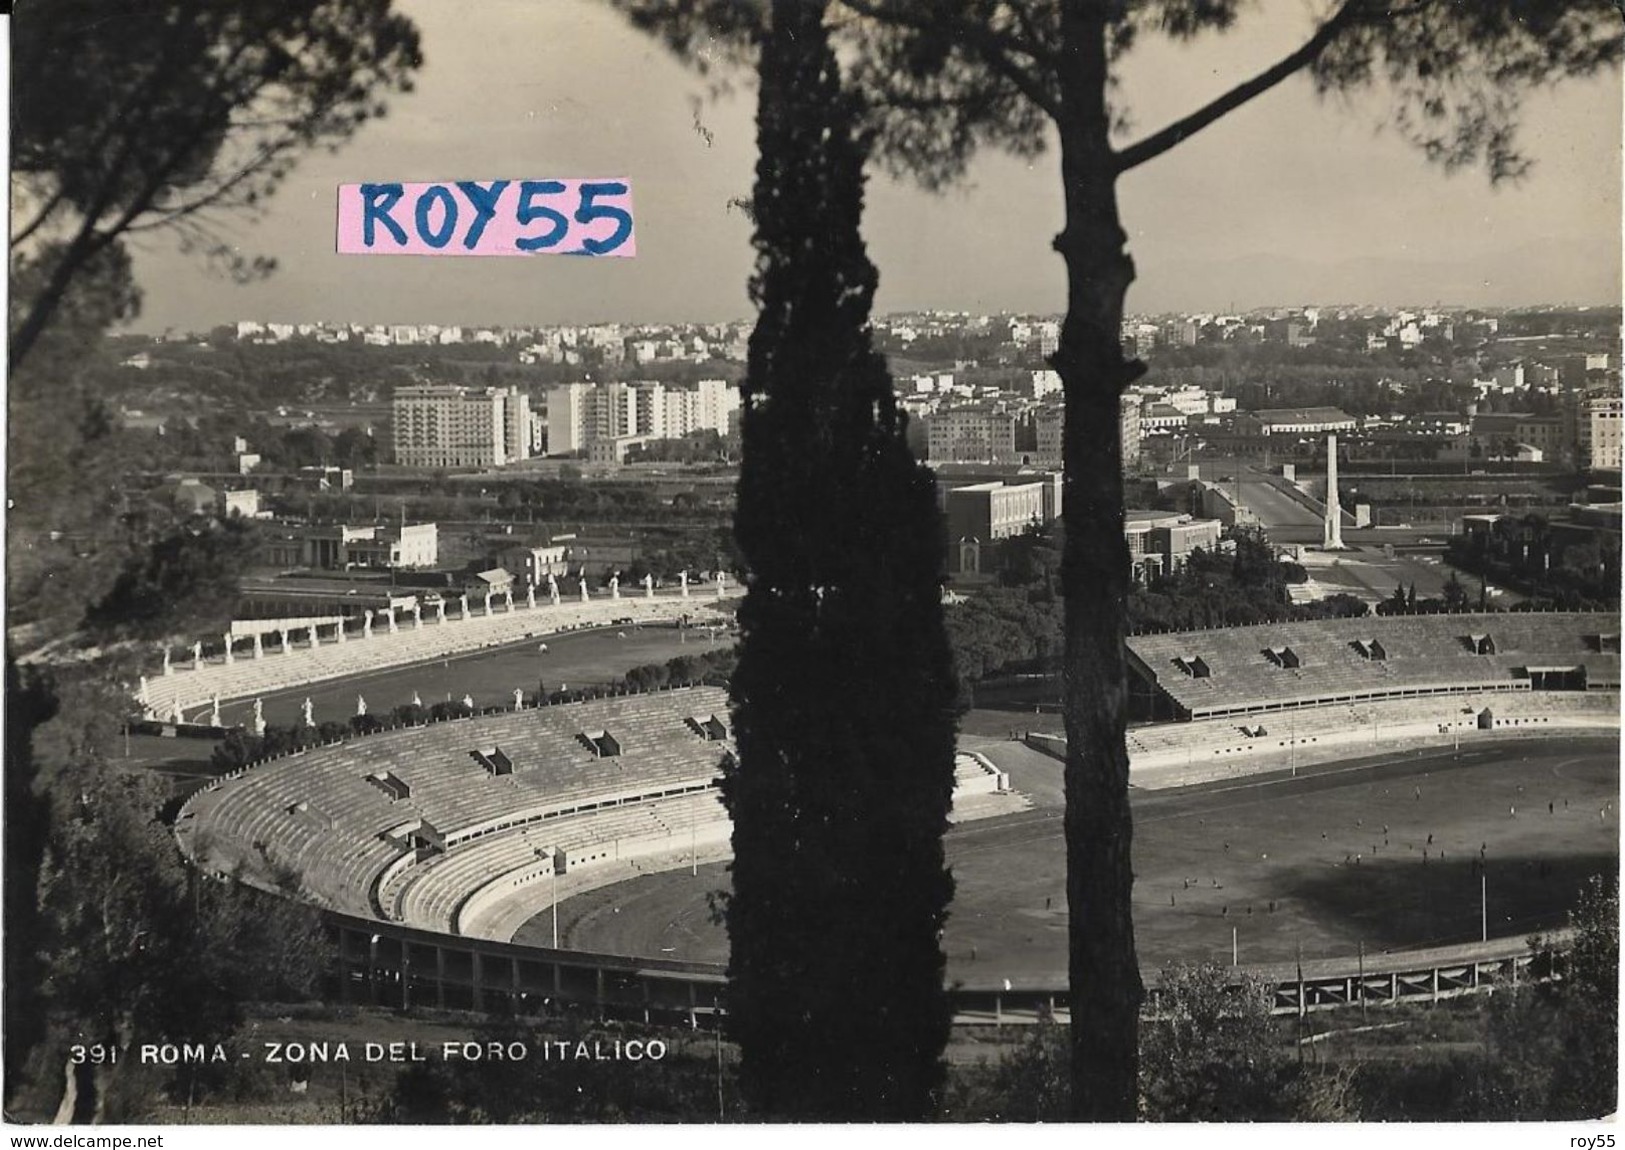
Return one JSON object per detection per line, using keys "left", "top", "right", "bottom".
{"left": 167, "top": 601, "right": 1620, "bottom": 1024}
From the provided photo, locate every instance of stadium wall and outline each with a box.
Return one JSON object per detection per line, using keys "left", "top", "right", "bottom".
{"left": 322, "top": 909, "right": 1567, "bottom": 1026}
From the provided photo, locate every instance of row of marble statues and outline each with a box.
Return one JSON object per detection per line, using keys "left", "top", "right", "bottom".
{"left": 152, "top": 572, "right": 726, "bottom": 679}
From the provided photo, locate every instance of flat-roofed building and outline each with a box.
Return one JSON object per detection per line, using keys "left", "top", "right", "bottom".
{"left": 546, "top": 379, "right": 738, "bottom": 454}
{"left": 222, "top": 489, "right": 261, "bottom": 518}
{"left": 344, "top": 522, "right": 439, "bottom": 569}
{"left": 1469, "top": 411, "right": 1569, "bottom": 462}
{"left": 1124, "top": 510, "right": 1223, "bottom": 582}
{"left": 945, "top": 480, "right": 1058, "bottom": 573}
{"left": 588, "top": 434, "right": 655, "bottom": 465}
{"left": 1582, "top": 393, "right": 1623, "bottom": 473}
{"left": 499, "top": 544, "right": 570, "bottom": 588}
{"left": 927, "top": 407, "right": 1018, "bottom": 463}
{"left": 260, "top": 522, "right": 438, "bottom": 570}
{"left": 1235, "top": 407, "right": 1357, "bottom": 437}
{"left": 393, "top": 384, "right": 531, "bottom": 468}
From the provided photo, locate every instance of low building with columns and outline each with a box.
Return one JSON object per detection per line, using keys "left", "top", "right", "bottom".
{"left": 235, "top": 575, "right": 419, "bottom": 624}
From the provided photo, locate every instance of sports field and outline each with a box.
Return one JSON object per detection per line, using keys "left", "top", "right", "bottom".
{"left": 125, "top": 622, "right": 733, "bottom": 773}
{"left": 207, "top": 621, "right": 731, "bottom": 729}
{"left": 527, "top": 737, "right": 1619, "bottom": 985}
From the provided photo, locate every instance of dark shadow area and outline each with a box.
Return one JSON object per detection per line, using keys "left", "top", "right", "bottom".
{"left": 1278, "top": 851, "right": 1617, "bottom": 952}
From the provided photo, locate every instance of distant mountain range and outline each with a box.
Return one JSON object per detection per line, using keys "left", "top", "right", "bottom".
{"left": 1132, "top": 237, "right": 1621, "bottom": 315}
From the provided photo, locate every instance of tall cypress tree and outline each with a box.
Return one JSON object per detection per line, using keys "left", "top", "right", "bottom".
{"left": 723, "top": 0, "right": 959, "bottom": 1121}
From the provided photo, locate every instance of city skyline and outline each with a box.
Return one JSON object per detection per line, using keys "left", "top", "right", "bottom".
{"left": 118, "top": 0, "right": 1624, "bottom": 336}
{"left": 177, "top": 296, "right": 1624, "bottom": 340}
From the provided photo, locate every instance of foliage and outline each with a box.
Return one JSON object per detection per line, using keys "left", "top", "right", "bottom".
{"left": 720, "top": 0, "right": 959, "bottom": 1119}
{"left": 1, "top": 660, "right": 332, "bottom": 1123}
{"left": 943, "top": 584, "right": 1064, "bottom": 682}
{"left": 1441, "top": 570, "right": 1468, "bottom": 611}
{"left": 4, "top": 662, "right": 63, "bottom": 1087}
{"left": 1445, "top": 519, "right": 1620, "bottom": 611}
{"left": 944, "top": 1000, "right": 1358, "bottom": 1122}
{"left": 1139, "top": 961, "right": 1286, "bottom": 1120}
{"left": 615, "top": 0, "right": 1620, "bottom": 1120}
{"left": 82, "top": 516, "right": 260, "bottom": 642}
{"left": 10, "top": 0, "right": 422, "bottom": 367}
{"left": 1510, "top": 873, "right": 1620, "bottom": 1118}
{"left": 941, "top": 1020, "right": 1072, "bottom": 1121}
{"left": 1373, "top": 580, "right": 1475, "bottom": 617}
{"left": 618, "top": 646, "right": 738, "bottom": 692}
{"left": 361, "top": 1018, "right": 734, "bottom": 1123}
{"left": 6, "top": 251, "right": 145, "bottom": 644}
{"left": 20, "top": 760, "right": 327, "bottom": 1120}
{"left": 1337, "top": 876, "right": 1617, "bottom": 1121}
{"left": 946, "top": 526, "right": 1377, "bottom": 684}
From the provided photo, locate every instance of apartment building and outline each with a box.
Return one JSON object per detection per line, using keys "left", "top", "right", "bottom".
{"left": 392, "top": 384, "right": 531, "bottom": 468}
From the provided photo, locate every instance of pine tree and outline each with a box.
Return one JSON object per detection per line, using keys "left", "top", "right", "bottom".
{"left": 722, "top": 0, "right": 959, "bottom": 1120}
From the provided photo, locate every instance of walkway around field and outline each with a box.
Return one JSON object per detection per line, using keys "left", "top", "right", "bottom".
{"left": 1015, "top": 690, "right": 1620, "bottom": 792}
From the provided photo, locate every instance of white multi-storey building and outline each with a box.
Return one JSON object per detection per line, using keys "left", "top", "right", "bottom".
{"left": 546, "top": 383, "right": 591, "bottom": 454}
{"left": 1582, "top": 392, "right": 1624, "bottom": 473}
{"left": 926, "top": 407, "right": 1018, "bottom": 463}
{"left": 544, "top": 379, "right": 740, "bottom": 454}
{"left": 392, "top": 384, "right": 532, "bottom": 468}
{"left": 694, "top": 379, "right": 739, "bottom": 434}
{"left": 663, "top": 387, "right": 702, "bottom": 438}
{"left": 546, "top": 382, "right": 635, "bottom": 454}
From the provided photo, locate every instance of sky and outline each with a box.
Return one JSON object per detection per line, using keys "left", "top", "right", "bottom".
{"left": 120, "top": 0, "right": 1624, "bottom": 334}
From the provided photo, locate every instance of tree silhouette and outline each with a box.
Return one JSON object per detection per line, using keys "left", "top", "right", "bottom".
{"left": 9, "top": 0, "right": 422, "bottom": 369}
{"left": 611, "top": 0, "right": 1620, "bottom": 1118}
{"left": 720, "top": 0, "right": 959, "bottom": 1119}
{"left": 1441, "top": 570, "right": 1468, "bottom": 611}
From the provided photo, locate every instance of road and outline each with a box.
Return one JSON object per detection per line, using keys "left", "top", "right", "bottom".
{"left": 1234, "top": 470, "right": 1325, "bottom": 531}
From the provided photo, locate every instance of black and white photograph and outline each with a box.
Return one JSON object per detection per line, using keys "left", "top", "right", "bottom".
{"left": 5, "top": 0, "right": 1622, "bottom": 1135}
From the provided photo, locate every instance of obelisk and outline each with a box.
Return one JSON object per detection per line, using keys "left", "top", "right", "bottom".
{"left": 1323, "top": 433, "right": 1345, "bottom": 550}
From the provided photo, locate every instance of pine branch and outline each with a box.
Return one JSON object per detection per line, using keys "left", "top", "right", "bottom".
{"left": 1112, "top": 0, "right": 1374, "bottom": 173}
{"left": 840, "top": 0, "right": 1062, "bottom": 115}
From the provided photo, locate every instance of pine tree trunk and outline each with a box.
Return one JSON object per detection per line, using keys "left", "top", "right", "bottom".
{"left": 1056, "top": 0, "right": 1144, "bottom": 1122}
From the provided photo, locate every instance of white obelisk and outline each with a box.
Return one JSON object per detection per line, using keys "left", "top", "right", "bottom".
{"left": 1323, "top": 433, "right": 1345, "bottom": 550}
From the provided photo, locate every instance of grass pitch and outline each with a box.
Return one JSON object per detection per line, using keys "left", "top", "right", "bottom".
{"left": 534, "top": 737, "right": 1618, "bottom": 986}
